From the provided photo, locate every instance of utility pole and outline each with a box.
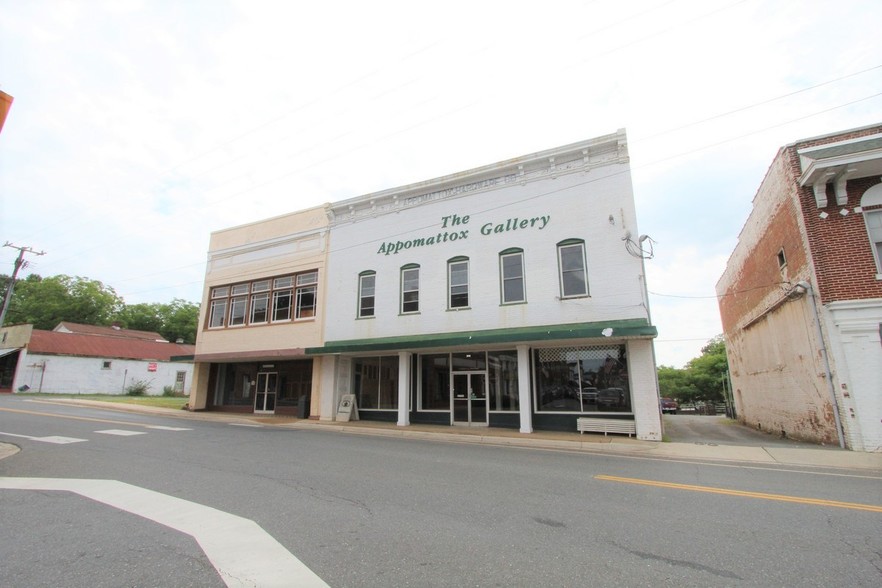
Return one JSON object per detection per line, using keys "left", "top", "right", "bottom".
{"left": 0, "top": 242, "right": 46, "bottom": 328}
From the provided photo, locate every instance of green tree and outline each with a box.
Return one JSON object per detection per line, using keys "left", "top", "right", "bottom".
{"left": 684, "top": 335, "right": 729, "bottom": 402}
{"left": 116, "top": 302, "right": 164, "bottom": 334}
{"left": 5, "top": 274, "right": 125, "bottom": 329}
{"left": 156, "top": 298, "right": 199, "bottom": 344}
{"left": 657, "top": 365, "right": 696, "bottom": 400}
{"left": 657, "top": 335, "right": 729, "bottom": 403}
{"left": 115, "top": 298, "right": 199, "bottom": 344}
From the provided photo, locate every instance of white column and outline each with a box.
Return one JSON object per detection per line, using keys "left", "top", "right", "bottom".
{"left": 397, "top": 351, "right": 412, "bottom": 426}
{"left": 517, "top": 345, "right": 533, "bottom": 433}
{"left": 318, "top": 355, "right": 338, "bottom": 421}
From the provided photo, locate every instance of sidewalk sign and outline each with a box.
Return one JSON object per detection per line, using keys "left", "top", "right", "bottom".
{"left": 336, "top": 394, "right": 359, "bottom": 422}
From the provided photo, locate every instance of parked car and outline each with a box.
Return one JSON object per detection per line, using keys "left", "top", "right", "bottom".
{"left": 678, "top": 402, "right": 696, "bottom": 413}
{"left": 597, "top": 387, "right": 625, "bottom": 407}
{"left": 660, "top": 397, "right": 678, "bottom": 414}
{"left": 580, "top": 386, "right": 598, "bottom": 404}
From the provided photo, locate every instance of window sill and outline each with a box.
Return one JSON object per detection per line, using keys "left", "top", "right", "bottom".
{"left": 876, "top": 273, "right": 882, "bottom": 280}
{"left": 447, "top": 306, "right": 471, "bottom": 312}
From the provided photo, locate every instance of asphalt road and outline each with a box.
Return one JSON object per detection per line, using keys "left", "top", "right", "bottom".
{"left": 1, "top": 396, "right": 880, "bottom": 587}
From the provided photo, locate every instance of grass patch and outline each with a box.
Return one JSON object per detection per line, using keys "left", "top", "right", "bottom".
{"left": 16, "top": 393, "right": 189, "bottom": 410}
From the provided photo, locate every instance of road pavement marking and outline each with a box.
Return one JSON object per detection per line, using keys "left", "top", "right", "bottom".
{"left": 0, "top": 477, "right": 330, "bottom": 588}
{"left": 147, "top": 425, "right": 192, "bottom": 431}
{"left": 595, "top": 474, "right": 882, "bottom": 513}
{"left": 0, "top": 431, "right": 87, "bottom": 444}
{"left": 95, "top": 429, "right": 147, "bottom": 436}
{"left": 229, "top": 423, "right": 263, "bottom": 427}
{"left": 0, "top": 405, "right": 171, "bottom": 428}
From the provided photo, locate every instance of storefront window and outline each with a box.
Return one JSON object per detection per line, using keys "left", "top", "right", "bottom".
{"left": 354, "top": 356, "right": 399, "bottom": 410}
{"left": 534, "top": 345, "right": 630, "bottom": 413}
{"left": 488, "top": 350, "right": 519, "bottom": 411}
{"left": 276, "top": 361, "right": 313, "bottom": 407}
{"left": 419, "top": 351, "right": 518, "bottom": 412}
{"left": 420, "top": 354, "right": 450, "bottom": 410}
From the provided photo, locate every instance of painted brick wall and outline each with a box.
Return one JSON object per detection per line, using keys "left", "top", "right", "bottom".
{"left": 324, "top": 163, "right": 648, "bottom": 342}
{"left": 14, "top": 351, "right": 192, "bottom": 396}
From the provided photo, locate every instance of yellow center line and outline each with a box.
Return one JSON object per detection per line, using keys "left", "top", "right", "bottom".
{"left": 0, "top": 406, "right": 149, "bottom": 428}
{"left": 595, "top": 475, "right": 882, "bottom": 513}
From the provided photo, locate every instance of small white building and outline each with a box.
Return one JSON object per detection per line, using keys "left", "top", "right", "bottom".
{"left": 0, "top": 323, "right": 194, "bottom": 396}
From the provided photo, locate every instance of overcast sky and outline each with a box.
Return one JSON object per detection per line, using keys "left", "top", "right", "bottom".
{"left": 1, "top": 0, "right": 879, "bottom": 367}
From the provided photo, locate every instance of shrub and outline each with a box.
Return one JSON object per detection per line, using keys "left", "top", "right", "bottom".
{"left": 126, "top": 380, "right": 150, "bottom": 396}
{"left": 162, "top": 386, "right": 176, "bottom": 397}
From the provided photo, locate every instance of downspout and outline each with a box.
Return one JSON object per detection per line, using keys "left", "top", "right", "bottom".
{"left": 796, "top": 281, "right": 846, "bottom": 449}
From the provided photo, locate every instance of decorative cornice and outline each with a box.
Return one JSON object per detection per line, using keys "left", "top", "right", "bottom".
{"left": 327, "top": 131, "right": 629, "bottom": 226}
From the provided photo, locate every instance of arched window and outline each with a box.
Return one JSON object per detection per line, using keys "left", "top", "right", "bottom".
{"left": 358, "top": 270, "right": 376, "bottom": 318}
{"left": 400, "top": 264, "right": 420, "bottom": 314}
{"left": 499, "top": 248, "right": 525, "bottom": 304}
{"left": 447, "top": 256, "right": 469, "bottom": 309}
{"left": 556, "top": 239, "right": 589, "bottom": 297}
{"left": 861, "top": 184, "right": 882, "bottom": 274}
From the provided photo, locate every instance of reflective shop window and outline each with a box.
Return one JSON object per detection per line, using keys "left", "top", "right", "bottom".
{"left": 534, "top": 345, "right": 630, "bottom": 413}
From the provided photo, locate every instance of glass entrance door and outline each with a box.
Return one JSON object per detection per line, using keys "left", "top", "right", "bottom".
{"left": 452, "top": 372, "right": 487, "bottom": 426}
{"left": 254, "top": 372, "right": 277, "bottom": 414}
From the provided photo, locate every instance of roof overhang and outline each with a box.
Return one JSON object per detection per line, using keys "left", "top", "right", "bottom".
{"left": 798, "top": 133, "right": 882, "bottom": 208}
{"left": 306, "top": 319, "right": 656, "bottom": 355}
{"left": 194, "top": 348, "right": 306, "bottom": 363}
{"left": 0, "top": 347, "right": 20, "bottom": 359}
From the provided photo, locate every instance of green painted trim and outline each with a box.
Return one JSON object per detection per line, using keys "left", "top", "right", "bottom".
{"left": 306, "top": 319, "right": 656, "bottom": 355}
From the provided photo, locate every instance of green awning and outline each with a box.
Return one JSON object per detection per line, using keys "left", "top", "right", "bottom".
{"left": 306, "top": 319, "right": 656, "bottom": 355}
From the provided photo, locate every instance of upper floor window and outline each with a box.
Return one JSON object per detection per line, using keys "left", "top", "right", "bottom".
{"left": 358, "top": 271, "right": 376, "bottom": 318}
{"left": 401, "top": 265, "right": 420, "bottom": 314}
{"left": 250, "top": 280, "right": 270, "bottom": 324}
{"left": 208, "top": 286, "right": 229, "bottom": 328}
{"left": 866, "top": 211, "right": 882, "bottom": 271}
{"left": 205, "top": 270, "right": 318, "bottom": 330}
{"left": 499, "top": 249, "right": 525, "bottom": 304}
{"left": 229, "top": 283, "right": 249, "bottom": 327}
{"left": 295, "top": 271, "right": 318, "bottom": 319}
{"left": 861, "top": 185, "right": 882, "bottom": 276}
{"left": 448, "top": 257, "right": 469, "bottom": 309}
{"left": 557, "top": 239, "right": 589, "bottom": 298}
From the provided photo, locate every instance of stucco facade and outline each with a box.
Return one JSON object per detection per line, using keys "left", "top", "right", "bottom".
{"left": 190, "top": 206, "right": 330, "bottom": 415}
{"left": 717, "top": 124, "right": 882, "bottom": 452}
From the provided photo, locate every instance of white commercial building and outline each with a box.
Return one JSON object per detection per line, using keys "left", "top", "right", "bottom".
{"left": 308, "top": 130, "right": 661, "bottom": 439}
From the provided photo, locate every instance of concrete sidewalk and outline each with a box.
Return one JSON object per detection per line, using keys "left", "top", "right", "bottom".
{"left": 2, "top": 398, "right": 881, "bottom": 472}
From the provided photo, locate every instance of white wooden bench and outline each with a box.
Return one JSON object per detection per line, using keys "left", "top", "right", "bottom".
{"left": 577, "top": 417, "right": 636, "bottom": 437}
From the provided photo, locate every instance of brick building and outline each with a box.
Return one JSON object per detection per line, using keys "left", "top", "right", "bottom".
{"left": 716, "top": 123, "right": 882, "bottom": 452}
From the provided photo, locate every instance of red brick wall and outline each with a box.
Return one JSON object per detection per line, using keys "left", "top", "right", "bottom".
{"left": 718, "top": 155, "right": 807, "bottom": 332}
{"left": 784, "top": 126, "right": 882, "bottom": 304}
